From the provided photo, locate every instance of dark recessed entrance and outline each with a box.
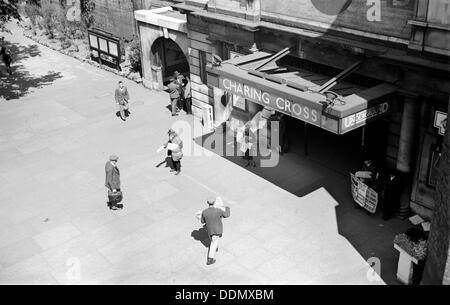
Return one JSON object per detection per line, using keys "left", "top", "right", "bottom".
{"left": 151, "top": 37, "right": 189, "bottom": 84}
{"left": 284, "top": 115, "right": 389, "bottom": 175}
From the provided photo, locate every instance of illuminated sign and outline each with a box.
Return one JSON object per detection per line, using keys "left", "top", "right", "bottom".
{"left": 219, "top": 77, "right": 321, "bottom": 126}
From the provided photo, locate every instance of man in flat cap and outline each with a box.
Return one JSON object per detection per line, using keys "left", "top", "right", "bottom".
{"left": 201, "top": 196, "right": 231, "bottom": 265}
{"left": 105, "top": 155, "right": 122, "bottom": 210}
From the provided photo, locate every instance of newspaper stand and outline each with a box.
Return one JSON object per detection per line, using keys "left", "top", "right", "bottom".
{"left": 350, "top": 173, "right": 379, "bottom": 214}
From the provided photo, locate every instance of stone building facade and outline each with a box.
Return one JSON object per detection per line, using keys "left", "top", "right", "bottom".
{"left": 90, "top": 0, "right": 180, "bottom": 41}
{"left": 134, "top": 0, "right": 450, "bottom": 284}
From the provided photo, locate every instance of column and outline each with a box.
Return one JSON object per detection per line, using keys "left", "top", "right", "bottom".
{"left": 422, "top": 96, "right": 450, "bottom": 284}
{"left": 396, "top": 95, "right": 421, "bottom": 218}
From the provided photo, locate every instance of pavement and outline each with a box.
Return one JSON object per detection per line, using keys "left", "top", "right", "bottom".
{"left": 0, "top": 23, "right": 410, "bottom": 285}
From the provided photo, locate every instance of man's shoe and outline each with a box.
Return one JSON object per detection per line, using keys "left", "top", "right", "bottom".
{"left": 170, "top": 169, "right": 176, "bottom": 172}
{"left": 206, "top": 258, "right": 216, "bottom": 265}
{"left": 172, "top": 114, "right": 178, "bottom": 117}
{"left": 175, "top": 171, "right": 181, "bottom": 175}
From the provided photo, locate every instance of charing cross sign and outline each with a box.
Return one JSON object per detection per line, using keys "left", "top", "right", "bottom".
{"left": 220, "top": 77, "right": 321, "bottom": 126}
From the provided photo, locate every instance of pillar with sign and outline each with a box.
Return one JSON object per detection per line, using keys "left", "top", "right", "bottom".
{"left": 422, "top": 97, "right": 450, "bottom": 284}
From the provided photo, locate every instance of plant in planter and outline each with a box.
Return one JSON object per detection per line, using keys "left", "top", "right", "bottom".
{"left": 393, "top": 228, "right": 427, "bottom": 285}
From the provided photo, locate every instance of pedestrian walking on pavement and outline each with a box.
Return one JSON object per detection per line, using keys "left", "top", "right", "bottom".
{"left": 201, "top": 196, "right": 231, "bottom": 265}
{"left": 182, "top": 77, "right": 192, "bottom": 115}
{"left": 163, "top": 129, "right": 183, "bottom": 175}
{"left": 105, "top": 155, "right": 123, "bottom": 210}
{"left": 114, "top": 81, "right": 131, "bottom": 121}
{"left": 168, "top": 77, "right": 180, "bottom": 116}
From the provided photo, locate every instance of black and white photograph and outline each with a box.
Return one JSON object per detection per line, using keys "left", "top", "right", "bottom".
{"left": 0, "top": 0, "right": 449, "bottom": 292}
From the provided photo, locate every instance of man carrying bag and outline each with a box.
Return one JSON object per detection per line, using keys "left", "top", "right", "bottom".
{"left": 105, "top": 155, "right": 123, "bottom": 210}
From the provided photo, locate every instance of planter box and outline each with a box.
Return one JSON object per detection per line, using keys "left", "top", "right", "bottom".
{"left": 394, "top": 243, "right": 421, "bottom": 285}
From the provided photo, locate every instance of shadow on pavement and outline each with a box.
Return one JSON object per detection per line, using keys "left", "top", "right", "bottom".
{"left": 0, "top": 40, "right": 62, "bottom": 101}
{"left": 156, "top": 157, "right": 174, "bottom": 170}
{"left": 194, "top": 129, "right": 411, "bottom": 285}
{"left": 191, "top": 226, "right": 210, "bottom": 248}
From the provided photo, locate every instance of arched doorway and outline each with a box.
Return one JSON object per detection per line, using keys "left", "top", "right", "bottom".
{"left": 151, "top": 37, "right": 190, "bottom": 85}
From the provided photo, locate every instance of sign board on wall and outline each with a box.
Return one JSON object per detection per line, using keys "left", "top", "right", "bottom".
{"left": 340, "top": 102, "right": 390, "bottom": 134}
{"left": 87, "top": 29, "right": 121, "bottom": 71}
{"left": 218, "top": 75, "right": 390, "bottom": 134}
{"left": 434, "top": 111, "right": 447, "bottom": 136}
{"left": 219, "top": 77, "right": 322, "bottom": 126}
{"left": 261, "top": 0, "right": 415, "bottom": 39}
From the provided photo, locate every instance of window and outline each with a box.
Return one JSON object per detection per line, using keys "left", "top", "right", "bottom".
{"left": 89, "top": 34, "right": 98, "bottom": 49}
{"left": 99, "top": 38, "right": 108, "bottom": 52}
{"left": 108, "top": 41, "right": 118, "bottom": 56}
{"left": 199, "top": 51, "right": 207, "bottom": 84}
{"left": 428, "top": 0, "right": 450, "bottom": 25}
{"left": 232, "top": 94, "right": 247, "bottom": 111}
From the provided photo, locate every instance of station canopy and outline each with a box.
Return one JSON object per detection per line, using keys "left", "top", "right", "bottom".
{"left": 206, "top": 49, "right": 397, "bottom": 134}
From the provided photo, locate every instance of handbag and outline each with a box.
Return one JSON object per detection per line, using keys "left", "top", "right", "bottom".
{"left": 108, "top": 190, "right": 123, "bottom": 204}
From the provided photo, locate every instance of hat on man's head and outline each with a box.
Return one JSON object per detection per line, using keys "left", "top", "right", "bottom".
{"left": 168, "top": 129, "right": 176, "bottom": 135}
{"left": 207, "top": 196, "right": 216, "bottom": 205}
{"left": 109, "top": 155, "right": 119, "bottom": 161}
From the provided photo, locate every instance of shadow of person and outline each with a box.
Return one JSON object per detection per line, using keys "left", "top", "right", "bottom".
{"left": 156, "top": 156, "right": 174, "bottom": 169}
{"left": 191, "top": 226, "right": 210, "bottom": 248}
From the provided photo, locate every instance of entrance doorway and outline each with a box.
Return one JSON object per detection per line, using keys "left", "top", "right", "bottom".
{"left": 150, "top": 37, "right": 189, "bottom": 85}
{"left": 284, "top": 116, "right": 389, "bottom": 175}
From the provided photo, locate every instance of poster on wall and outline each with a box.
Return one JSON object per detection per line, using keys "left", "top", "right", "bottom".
{"left": 232, "top": 94, "right": 246, "bottom": 111}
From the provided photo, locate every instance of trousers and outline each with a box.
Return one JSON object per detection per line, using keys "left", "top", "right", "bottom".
{"left": 119, "top": 102, "right": 129, "bottom": 119}
{"left": 171, "top": 98, "right": 179, "bottom": 115}
{"left": 208, "top": 235, "right": 220, "bottom": 259}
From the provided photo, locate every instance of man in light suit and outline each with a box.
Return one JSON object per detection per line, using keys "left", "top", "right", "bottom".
{"left": 201, "top": 196, "right": 231, "bottom": 265}
{"left": 105, "top": 155, "right": 122, "bottom": 210}
{"left": 114, "top": 81, "right": 130, "bottom": 121}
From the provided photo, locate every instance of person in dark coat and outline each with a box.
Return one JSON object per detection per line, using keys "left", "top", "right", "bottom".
{"left": 174, "top": 71, "right": 185, "bottom": 111}
{"left": 167, "top": 77, "right": 180, "bottom": 116}
{"left": 242, "top": 126, "right": 256, "bottom": 167}
{"left": 201, "top": 196, "right": 231, "bottom": 265}
{"left": 114, "top": 81, "right": 130, "bottom": 121}
{"left": 105, "top": 155, "right": 122, "bottom": 210}
{"left": 381, "top": 171, "right": 401, "bottom": 220}
{"left": 182, "top": 77, "right": 192, "bottom": 114}
{"left": 1, "top": 41, "right": 13, "bottom": 76}
{"left": 278, "top": 113, "right": 288, "bottom": 154}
